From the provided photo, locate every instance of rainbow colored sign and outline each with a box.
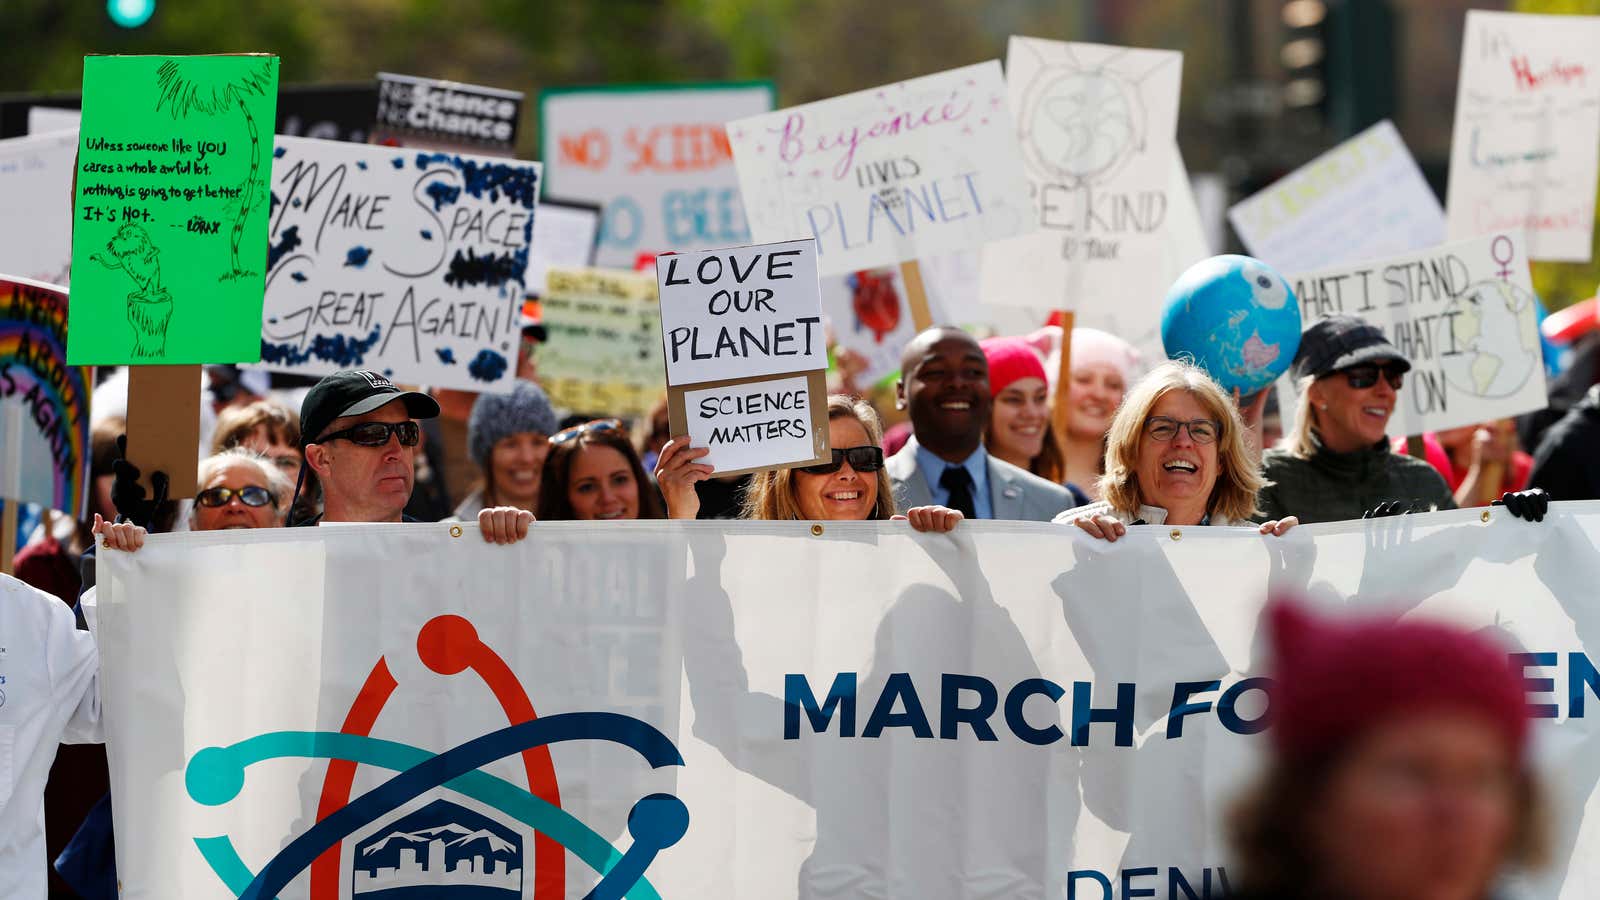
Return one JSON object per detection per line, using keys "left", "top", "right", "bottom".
{"left": 0, "top": 275, "right": 92, "bottom": 516}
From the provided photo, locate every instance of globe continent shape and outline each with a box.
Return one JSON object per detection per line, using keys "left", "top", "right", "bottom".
{"left": 1161, "top": 255, "right": 1302, "bottom": 395}
{"left": 1439, "top": 280, "right": 1540, "bottom": 400}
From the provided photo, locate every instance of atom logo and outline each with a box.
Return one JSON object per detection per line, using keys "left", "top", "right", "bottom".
{"left": 183, "top": 615, "right": 688, "bottom": 900}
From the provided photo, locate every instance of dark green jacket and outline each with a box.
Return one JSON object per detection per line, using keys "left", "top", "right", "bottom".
{"left": 1257, "top": 437, "right": 1456, "bottom": 525}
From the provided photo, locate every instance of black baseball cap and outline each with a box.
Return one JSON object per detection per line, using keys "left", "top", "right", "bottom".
{"left": 299, "top": 370, "right": 441, "bottom": 446}
{"left": 1290, "top": 315, "right": 1412, "bottom": 382}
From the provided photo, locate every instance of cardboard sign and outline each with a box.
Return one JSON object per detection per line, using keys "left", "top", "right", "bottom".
{"left": 373, "top": 73, "right": 522, "bottom": 155}
{"left": 978, "top": 38, "right": 1183, "bottom": 314}
{"left": 656, "top": 239, "right": 828, "bottom": 474}
{"left": 535, "top": 267, "right": 663, "bottom": 416}
{"left": 1446, "top": 10, "right": 1600, "bottom": 262}
{"left": 727, "top": 62, "right": 1032, "bottom": 277}
{"left": 526, "top": 198, "right": 602, "bottom": 300}
{"left": 1284, "top": 232, "right": 1548, "bottom": 436}
{"left": 0, "top": 276, "right": 92, "bottom": 516}
{"left": 0, "top": 131, "right": 76, "bottom": 287}
{"left": 257, "top": 137, "right": 540, "bottom": 391}
{"left": 540, "top": 83, "right": 774, "bottom": 268}
{"left": 1230, "top": 120, "right": 1446, "bottom": 274}
{"left": 67, "top": 54, "right": 280, "bottom": 365}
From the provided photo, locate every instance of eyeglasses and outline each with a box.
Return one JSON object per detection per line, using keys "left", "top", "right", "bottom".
{"left": 1143, "top": 416, "right": 1220, "bottom": 444}
{"left": 1341, "top": 363, "right": 1406, "bottom": 391}
{"left": 196, "top": 485, "right": 277, "bottom": 509}
{"left": 552, "top": 419, "right": 623, "bottom": 444}
{"left": 798, "top": 446, "right": 885, "bottom": 475}
{"left": 315, "top": 420, "right": 420, "bottom": 448}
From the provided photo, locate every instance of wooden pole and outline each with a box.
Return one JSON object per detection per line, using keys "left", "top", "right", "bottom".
{"left": 1405, "top": 434, "right": 1426, "bottom": 461}
{"left": 899, "top": 260, "right": 934, "bottom": 333}
{"left": 1051, "top": 311, "right": 1076, "bottom": 449}
{"left": 1, "top": 501, "right": 16, "bottom": 576}
{"left": 126, "top": 365, "right": 202, "bottom": 500}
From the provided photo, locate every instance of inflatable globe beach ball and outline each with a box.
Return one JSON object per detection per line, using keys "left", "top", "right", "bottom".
{"left": 1160, "top": 255, "right": 1302, "bottom": 396}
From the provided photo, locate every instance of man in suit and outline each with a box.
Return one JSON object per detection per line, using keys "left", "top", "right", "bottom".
{"left": 887, "top": 327, "right": 1075, "bottom": 522}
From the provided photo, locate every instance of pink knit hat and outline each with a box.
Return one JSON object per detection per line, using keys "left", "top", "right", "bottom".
{"left": 1024, "top": 325, "right": 1143, "bottom": 393}
{"left": 979, "top": 336, "right": 1048, "bottom": 397}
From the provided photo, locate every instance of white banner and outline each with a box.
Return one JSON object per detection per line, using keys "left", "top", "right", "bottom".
{"left": 99, "top": 506, "right": 1600, "bottom": 898}
{"left": 257, "top": 136, "right": 541, "bottom": 391}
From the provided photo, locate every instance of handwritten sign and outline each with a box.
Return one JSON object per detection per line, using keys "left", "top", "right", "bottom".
{"left": 534, "top": 267, "right": 663, "bottom": 416}
{"left": 540, "top": 83, "right": 774, "bottom": 268}
{"left": 727, "top": 62, "right": 1031, "bottom": 277}
{"left": 0, "top": 276, "right": 92, "bottom": 516}
{"left": 1230, "top": 120, "right": 1445, "bottom": 274}
{"left": 1284, "top": 232, "right": 1547, "bottom": 435}
{"left": 256, "top": 137, "right": 540, "bottom": 391}
{"left": 373, "top": 73, "right": 522, "bottom": 155}
{"left": 0, "top": 131, "right": 76, "bottom": 287}
{"left": 68, "top": 54, "right": 279, "bottom": 365}
{"left": 526, "top": 198, "right": 601, "bottom": 299}
{"left": 979, "top": 38, "right": 1182, "bottom": 315}
{"left": 657, "top": 239, "right": 828, "bottom": 474}
{"left": 1446, "top": 10, "right": 1600, "bottom": 262}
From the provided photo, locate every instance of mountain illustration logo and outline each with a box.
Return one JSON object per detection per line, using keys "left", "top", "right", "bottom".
{"left": 183, "top": 614, "right": 690, "bottom": 900}
{"left": 353, "top": 799, "right": 523, "bottom": 897}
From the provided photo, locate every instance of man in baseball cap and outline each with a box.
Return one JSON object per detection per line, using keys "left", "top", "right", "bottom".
{"left": 297, "top": 370, "right": 532, "bottom": 542}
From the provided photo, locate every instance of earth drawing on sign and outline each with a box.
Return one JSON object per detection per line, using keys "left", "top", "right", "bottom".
{"left": 1440, "top": 280, "right": 1540, "bottom": 400}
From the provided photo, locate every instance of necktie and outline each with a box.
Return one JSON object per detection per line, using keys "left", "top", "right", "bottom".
{"left": 940, "top": 465, "right": 977, "bottom": 520}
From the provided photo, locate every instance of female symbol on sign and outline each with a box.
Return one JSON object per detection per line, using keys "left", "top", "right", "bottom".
{"left": 1491, "top": 234, "right": 1515, "bottom": 281}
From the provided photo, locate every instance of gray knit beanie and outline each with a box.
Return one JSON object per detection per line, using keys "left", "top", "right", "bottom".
{"left": 467, "top": 380, "right": 559, "bottom": 468}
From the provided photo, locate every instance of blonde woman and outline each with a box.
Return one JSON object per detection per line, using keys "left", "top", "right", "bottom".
{"left": 656, "top": 394, "right": 961, "bottom": 532}
{"left": 1055, "top": 361, "right": 1297, "bottom": 541}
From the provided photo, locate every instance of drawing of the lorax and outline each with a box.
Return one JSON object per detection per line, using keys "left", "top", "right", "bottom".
{"left": 92, "top": 223, "right": 174, "bottom": 358}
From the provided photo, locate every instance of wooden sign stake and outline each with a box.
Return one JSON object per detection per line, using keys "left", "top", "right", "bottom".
{"left": 0, "top": 501, "right": 16, "bottom": 576}
{"left": 126, "top": 364, "right": 203, "bottom": 500}
{"left": 899, "top": 260, "right": 934, "bottom": 333}
{"left": 1051, "top": 310, "right": 1076, "bottom": 447}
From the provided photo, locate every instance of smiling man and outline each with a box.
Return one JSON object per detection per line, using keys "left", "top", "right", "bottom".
{"left": 298, "top": 370, "right": 533, "bottom": 543}
{"left": 888, "top": 327, "right": 1074, "bottom": 522}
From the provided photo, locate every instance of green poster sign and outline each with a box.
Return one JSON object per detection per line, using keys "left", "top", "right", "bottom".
{"left": 67, "top": 54, "right": 279, "bottom": 365}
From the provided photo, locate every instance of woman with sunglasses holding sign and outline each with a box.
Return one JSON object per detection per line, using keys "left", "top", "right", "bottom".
{"left": 1258, "top": 316, "right": 1548, "bottom": 525}
{"left": 1056, "top": 361, "right": 1298, "bottom": 542}
{"left": 656, "top": 394, "right": 963, "bottom": 532}
{"left": 537, "top": 419, "right": 667, "bottom": 521}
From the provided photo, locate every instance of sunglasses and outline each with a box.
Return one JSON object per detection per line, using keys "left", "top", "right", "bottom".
{"left": 1342, "top": 363, "right": 1406, "bottom": 391}
{"left": 798, "top": 446, "right": 885, "bottom": 475}
{"left": 316, "top": 420, "right": 421, "bottom": 448}
{"left": 553, "top": 419, "right": 623, "bottom": 444}
{"left": 197, "top": 485, "right": 277, "bottom": 509}
{"left": 1143, "top": 416, "right": 1220, "bottom": 444}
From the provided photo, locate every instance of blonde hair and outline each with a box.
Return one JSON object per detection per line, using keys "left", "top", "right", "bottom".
{"left": 741, "top": 395, "right": 897, "bottom": 522}
{"left": 191, "top": 447, "right": 294, "bottom": 525}
{"left": 1288, "top": 375, "right": 1319, "bottom": 459}
{"left": 1097, "top": 360, "right": 1264, "bottom": 522}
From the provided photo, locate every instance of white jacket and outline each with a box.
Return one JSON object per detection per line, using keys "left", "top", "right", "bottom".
{"left": 0, "top": 574, "right": 101, "bottom": 900}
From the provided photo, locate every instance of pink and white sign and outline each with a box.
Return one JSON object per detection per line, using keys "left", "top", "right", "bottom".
{"left": 727, "top": 62, "right": 1033, "bottom": 278}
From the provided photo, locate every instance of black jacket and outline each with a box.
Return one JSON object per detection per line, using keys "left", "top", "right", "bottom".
{"left": 1529, "top": 384, "right": 1600, "bottom": 502}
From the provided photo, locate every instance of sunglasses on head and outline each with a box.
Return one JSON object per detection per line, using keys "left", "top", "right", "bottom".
{"left": 553, "top": 419, "right": 623, "bottom": 444}
{"left": 798, "top": 446, "right": 885, "bottom": 475}
{"left": 315, "top": 420, "right": 421, "bottom": 448}
{"left": 1341, "top": 363, "right": 1405, "bottom": 391}
{"left": 196, "top": 485, "right": 277, "bottom": 509}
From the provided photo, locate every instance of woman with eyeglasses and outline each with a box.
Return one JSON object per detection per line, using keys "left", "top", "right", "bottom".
{"left": 655, "top": 394, "right": 963, "bottom": 532}
{"left": 1055, "top": 360, "right": 1298, "bottom": 541}
{"left": 91, "top": 448, "right": 291, "bottom": 554}
{"left": 1258, "top": 316, "right": 1461, "bottom": 525}
{"left": 536, "top": 419, "right": 667, "bottom": 521}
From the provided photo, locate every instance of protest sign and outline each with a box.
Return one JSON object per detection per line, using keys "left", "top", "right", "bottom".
{"left": 4, "top": 83, "right": 380, "bottom": 143}
{"left": 1229, "top": 120, "right": 1446, "bottom": 274}
{"left": 526, "top": 198, "right": 602, "bottom": 300}
{"left": 979, "top": 38, "right": 1183, "bottom": 317}
{"left": 727, "top": 62, "right": 1032, "bottom": 279}
{"left": 541, "top": 82, "right": 774, "bottom": 268}
{"left": 657, "top": 238, "right": 829, "bottom": 474}
{"left": 0, "top": 130, "right": 76, "bottom": 287}
{"left": 257, "top": 136, "right": 540, "bottom": 392}
{"left": 1284, "top": 231, "right": 1547, "bottom": 435}
{"left": 0, "top": 276, "right": 92, "bottom": 517}
{"left": 534, "top": 267, "right": 663, "bottom": 416}
{"left": 1446, "top": 10, "right": 1600, "bottom": 262}
{"left": 27, "top": 106, "right": 80, "bottom": 135}
{"left": 100, "top": 503, "right": 1600, "bottom": 899}
{"left": 373, "top": 73, "right": 522, "bottom": 156}
{"left": 67, "top": 54, "right": 280, "bottom": 365}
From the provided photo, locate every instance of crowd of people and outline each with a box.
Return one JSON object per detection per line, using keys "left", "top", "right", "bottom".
{"left": 4, "top": 296, "right": 1595, "bottom": 897}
